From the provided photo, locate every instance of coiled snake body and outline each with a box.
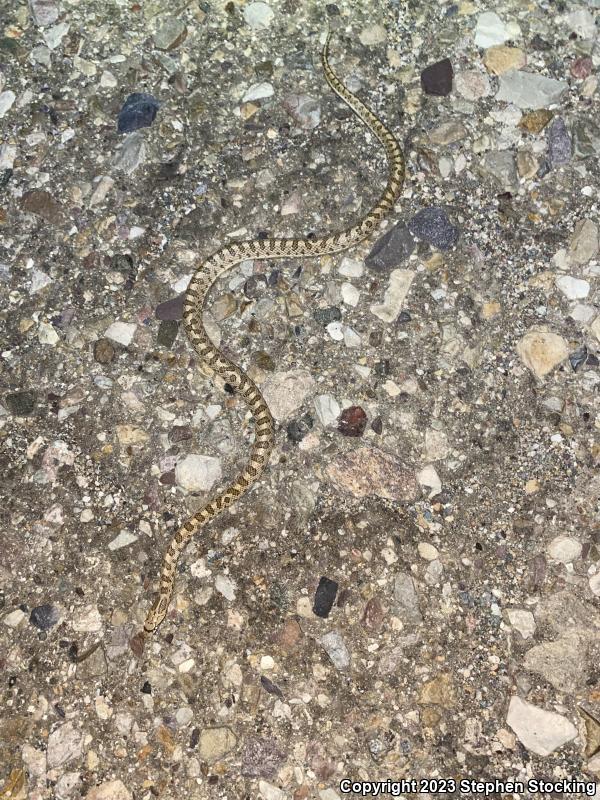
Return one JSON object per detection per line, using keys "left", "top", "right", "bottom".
{"left": 144, "top": 28, "right": 405, "bottom": 634}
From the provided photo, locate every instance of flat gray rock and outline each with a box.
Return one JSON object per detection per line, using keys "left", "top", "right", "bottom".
{"left": 496, "top": 70, "right": 568, "bottom": 109}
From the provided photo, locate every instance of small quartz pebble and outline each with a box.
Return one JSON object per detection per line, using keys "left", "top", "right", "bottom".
{"left": 30, "top": 0, "right": 60, "bottom": 26}
{"left": 418, "top": 542, "right": 439, "bottom": 561}
{"left": 370, "top": 269, "right": 414, "bottom": 323}
{"left": 339, "top": 257, "right": 364, "bottom": 277}
{"left": 104, "top": 322, "right": 136, "bottom": 346}
{"left": 243, "top": 2, "right": 274, "bottom": 29}
{"left": 417, "top": 465, "right": 442, "bottom": 497}
{"left": 506, "top": 609, "right": 536, "bottom": 639}
{"left": 555, "top": 275, "right": 589, "bottom": 300}
{"left": 563, "top": 8, "right": 596, "bottom": 38}
{"left": 215, "top": 574, "right": 236, "bottom": 601}
{"left": 313, "top": 394, "right": 340, "bottom": 426}
{"left": 0, "top": 91, "right": 16, "bottom": 118}
{"left": 3, "top": 609, "right": 26, "bottom": 627}
{"left": 243, "top": 82, "right": 274, "bottom": 103}
{"left": 506, "top": 697, "right": 577, "bottom": 756}
{"left": 569, "top": 219, "right": 599, "bottom": 265}
{"left": 516, "top": 328, "right": 569, "bottom": 378}
{"left": 47, "top": 722, "right": 84, "bottom": 769}
{"left": 85, "top": 780, "right": 133, "bottom": 800}
{"left": 547, "top": 535, "right": 582, "bottom": 563}
{"left": 496, "top": 72, "right": 568, "bottom": 109}
{"left": 113, "top": 131, "right": 146, "bottom": 174}
{"left": 420, "top": 58, "right": 453, "bottom": 96}
{"left": 153, "top": 17, "right": 187, "bottom": 50}
{"left": 258, "top": 782, "right": 286, "bottom": 800}
{"left": 483, "top": 46, "right": 526, "bottom": 75}
{"left": 108, "top": 530, "right": 138, "bottom": 551}
{"left": 175, "top": 454, "right": 222, "bottom": 492}
{"left": 319, "top": 630, "right": 350, "bottom": 670}
{"left": 359, "top": 24, "right": 387, "bottom": 45}
{"left": 455, "top": 70, "right": 491, "bottom": 101}
{"left": 262, "top": 369, "right": 316, "bottom": 421}
{"left": 474, "top": 11, "right": 510, "bottom": 48}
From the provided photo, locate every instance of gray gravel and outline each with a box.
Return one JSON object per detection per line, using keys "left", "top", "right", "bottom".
{"left": 2, "top": 0, "right": 600, "bottom": 798}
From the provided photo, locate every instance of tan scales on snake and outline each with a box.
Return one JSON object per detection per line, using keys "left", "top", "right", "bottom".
{"left": 143, "top": 27, "right": 406, "bottom": 634}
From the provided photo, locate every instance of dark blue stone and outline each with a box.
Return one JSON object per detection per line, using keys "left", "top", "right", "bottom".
{"left": 117, "top": 93, "right": 160, "bottom": 133}
{"left": 408, "top": 206, "right": 459, "bottom": 250}
{"left": 313, "top": 576, "right": 338, "bottom": 618}
{"left": 30, "top": 604, "right": 60, "bottom": 630}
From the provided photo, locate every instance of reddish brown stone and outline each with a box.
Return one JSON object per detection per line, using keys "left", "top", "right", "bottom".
{"left": 129, "top": 631, "right": 145, "bottom": 658}
{"left": 571, "top": 56, "right": 593, "bottom": 79}
{"left": 338, "top": 405, "right": 367, "bottom": 437}
{"left": 362, "top": 596, "right": 386, "bottom": 631}
{"left": 274, "top": 618, "right": 302, "bottom": 653}
{"left": 22, "top": 189, "right": 65, "bottom": 224}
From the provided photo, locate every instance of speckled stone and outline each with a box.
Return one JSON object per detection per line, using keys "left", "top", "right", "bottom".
{"left": 547, "top": 117, "right": 572, "bottom": 167}
{"left": 408, "top": 207, "right": 459, "bottom": 250}
{"left": 4, "top": 390, "right": 36, "bottom": 415}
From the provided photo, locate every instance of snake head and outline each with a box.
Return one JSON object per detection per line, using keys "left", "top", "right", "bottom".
{"left": 144, "top": 595, "right": 169, "bottom": 634}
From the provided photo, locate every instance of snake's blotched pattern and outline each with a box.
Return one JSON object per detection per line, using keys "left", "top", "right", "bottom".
{"left": 144, "top": 29, "right": 406, "bottom": 633}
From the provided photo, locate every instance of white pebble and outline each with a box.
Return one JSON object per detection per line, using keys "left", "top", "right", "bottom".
{"left": 0, "top": 90, "right": 16, "bottom": 118}
{"left": 338, "top": 257, "right": 364, "bottom": 278}
{"left": 215, "top": 574, "right": 237, "bottom": 601}
{"left": 547, "top": 535, "right": 582, "bottom": 563}
{"left": 341, "top": 282, "right": 360, "bottom": 306}
{"left": 38, "top": 321, "right": 59, "bottom": 345}
{"left": 242, "top": 82, "right": 274, "bottom": 103}
{"left": 326, "top": 321, "right": 344, "bottom": 341}
{"left": 418, "top": 542, "right": 439, "bottom": 561}
{"left": 3, "top": 609, "right": 26, "bottom": 627}
{"left": 104, "top": 321, "right": 136, "bottom": 346}
{"left": 243, "top": 2, "right": 274, "bottom": 29}
{"left": 176, "top": 454, "right": 222, "bottom": 492}
{"left": 108, "top": 530, "right": 139, "bottom": 551}
{"left": 313, "top": 394, "right": 340, "bottom": 426}
{"left": 555, "top": 275, "right": 590, "bottom": 300}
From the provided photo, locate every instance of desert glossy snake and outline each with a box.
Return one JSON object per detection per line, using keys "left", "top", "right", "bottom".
{"left": 143, "top": 27, "right": 405, "bottom": 634}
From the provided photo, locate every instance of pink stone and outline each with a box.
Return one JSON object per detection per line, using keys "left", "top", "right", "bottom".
{"left": 571, "top": 57, "right": 593, "bottom": 80}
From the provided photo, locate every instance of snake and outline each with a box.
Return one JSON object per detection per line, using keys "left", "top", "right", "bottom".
{"left": 143, "top": 26, "right": 405, "bottom": 634}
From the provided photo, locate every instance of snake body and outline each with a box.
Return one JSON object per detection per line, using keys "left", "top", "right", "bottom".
{"left": 144, "top": 28, "right": 405, "bottom": 634}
